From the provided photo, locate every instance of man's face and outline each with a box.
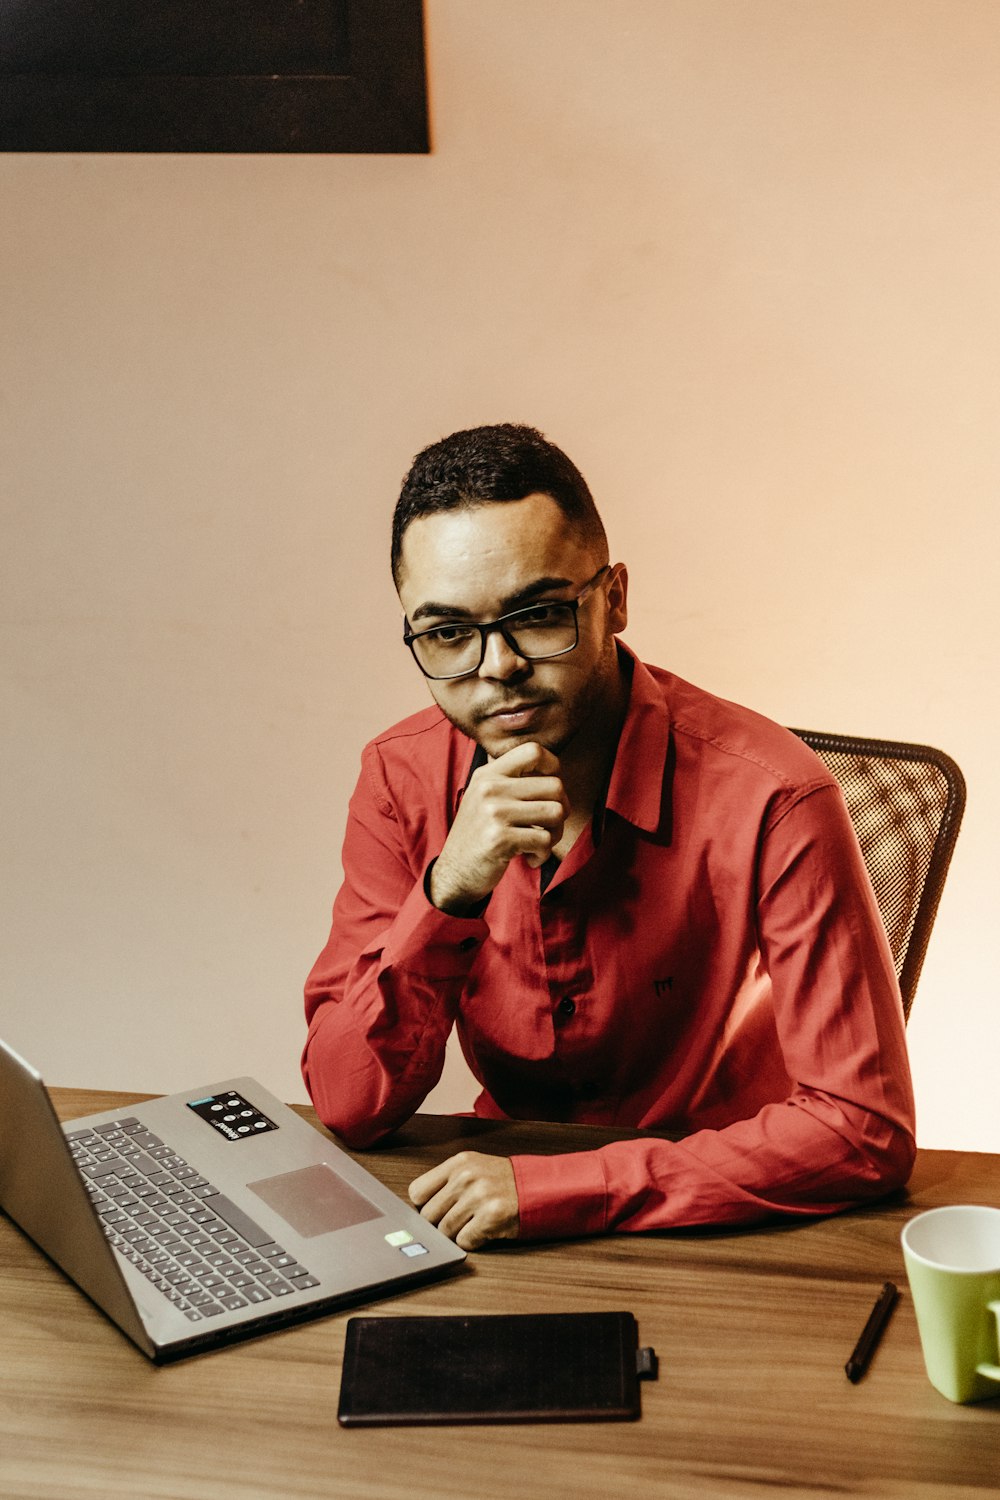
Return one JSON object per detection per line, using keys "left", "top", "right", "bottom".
{"left": 396, "top": 493, "right": 628, "bottom": 759}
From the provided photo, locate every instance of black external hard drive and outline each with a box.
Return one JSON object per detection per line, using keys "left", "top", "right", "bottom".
{"left": 337, "top": 1309, "right": 657, "bottom": 1426}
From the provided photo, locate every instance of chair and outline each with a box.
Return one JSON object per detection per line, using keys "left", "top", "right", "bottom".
{"left": 790, "top": 730, "right": 966, "bottom": 1021}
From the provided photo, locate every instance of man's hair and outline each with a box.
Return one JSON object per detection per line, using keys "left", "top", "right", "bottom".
{"left": 391, "top": 423, "right": 608, "bottom": 585}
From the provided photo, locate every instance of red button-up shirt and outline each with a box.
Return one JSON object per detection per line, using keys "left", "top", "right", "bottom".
{"left": 302, "top": 647, "right": 915, "bottom": 1238}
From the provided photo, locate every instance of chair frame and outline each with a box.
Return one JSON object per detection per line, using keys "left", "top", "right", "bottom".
{"left": 790, "top": 730, "right": 966, "bottom": 1020}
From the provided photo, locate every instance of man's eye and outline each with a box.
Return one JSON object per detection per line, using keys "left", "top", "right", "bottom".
{"left": 426, "top": 624, "right": 476, "bottom": 646}
{"left": 516, "top": 604, "right": 562, "bottom": 627}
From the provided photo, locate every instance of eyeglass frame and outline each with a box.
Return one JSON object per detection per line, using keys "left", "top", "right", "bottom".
{"left": 402, "top": 564, "right": 612, "bottom": 681}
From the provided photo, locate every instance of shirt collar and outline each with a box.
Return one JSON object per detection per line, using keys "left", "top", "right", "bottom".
{"left": 604, "top": 641, "right": 672, "bottom": 835}
{"left": 460, "top": 641, "right": 671, "bottom": 838}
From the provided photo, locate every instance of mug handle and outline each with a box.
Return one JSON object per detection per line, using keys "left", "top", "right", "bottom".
{"left": 975, "top": 1300, "right": 1000, "bottom": 1382}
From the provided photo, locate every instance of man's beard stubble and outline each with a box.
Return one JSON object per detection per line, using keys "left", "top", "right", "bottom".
{"left": 436, "top": 644, "right": 623, "bottom": 763}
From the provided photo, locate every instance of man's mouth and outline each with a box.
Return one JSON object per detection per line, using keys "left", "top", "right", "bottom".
{"left": 478, "top": 699, "right": 554, "bottom": 728}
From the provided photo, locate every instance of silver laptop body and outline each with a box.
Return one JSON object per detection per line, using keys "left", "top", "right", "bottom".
{"left": 0, "top": 1037, "right": 466, "bottom": 1361}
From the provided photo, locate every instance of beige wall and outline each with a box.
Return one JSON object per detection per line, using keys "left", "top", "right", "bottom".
{"left": 2, "top": 1, "right": 997, "bottom": 1150}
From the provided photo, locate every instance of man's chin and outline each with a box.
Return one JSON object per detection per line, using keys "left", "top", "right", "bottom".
{"left": 437, "top": 699, "right": 574, "bottom": 759}
{"left": 473, "top": 719, "right": 574, "bottom": 760}
{"left": 479, "top": 728, "right": 549, "bottom": 758}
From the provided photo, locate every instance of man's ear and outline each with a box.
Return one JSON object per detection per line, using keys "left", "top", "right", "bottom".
{"left": 607, "top": 562, "right": 628, "bottom": 634}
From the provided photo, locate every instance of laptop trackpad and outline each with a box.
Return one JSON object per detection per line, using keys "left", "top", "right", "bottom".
{"left": 248, "top": 1164, "right": 383, "bottom": 1239}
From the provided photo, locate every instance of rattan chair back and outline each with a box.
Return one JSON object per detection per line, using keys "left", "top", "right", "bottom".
{"left": 790, "top": 730, "right": 965, "bottom": 1021}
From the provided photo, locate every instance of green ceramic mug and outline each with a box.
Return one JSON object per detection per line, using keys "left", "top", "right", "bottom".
{"left": 901, "top": 1204, "right": 1000, "bottom": 1404}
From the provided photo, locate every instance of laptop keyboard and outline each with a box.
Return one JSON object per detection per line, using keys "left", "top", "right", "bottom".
{"left": 66, "top": 1117, "right": 320, "bottom": 1324}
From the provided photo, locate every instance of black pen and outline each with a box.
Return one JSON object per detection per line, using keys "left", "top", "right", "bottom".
{"left": 845, "top": 1281, "right": 898, "bottom": 1382}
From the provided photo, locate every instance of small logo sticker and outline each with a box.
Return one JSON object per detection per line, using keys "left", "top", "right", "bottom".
{"left": 384, "top": 1229, "right": 414, "bottom": 1247}
{"left": 187, "top": 1091, "right": 278, "bottom": 1140}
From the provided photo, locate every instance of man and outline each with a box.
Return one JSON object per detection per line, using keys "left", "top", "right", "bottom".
{"left": 303, "top": 424, "right": 915, "bottom": 1251}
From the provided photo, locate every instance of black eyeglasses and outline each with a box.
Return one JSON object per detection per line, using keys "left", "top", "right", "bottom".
{"left": 403, "top": 565, "right": 611, "bottom": 680}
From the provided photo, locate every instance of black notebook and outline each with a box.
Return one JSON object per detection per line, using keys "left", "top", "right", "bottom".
{"left": 337, "top": 1310, "right": 657, "bottom": 1426}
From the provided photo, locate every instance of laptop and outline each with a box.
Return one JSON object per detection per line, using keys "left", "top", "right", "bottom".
{"left": 0, "top": 1036, "right": 466, "bottom": 1362}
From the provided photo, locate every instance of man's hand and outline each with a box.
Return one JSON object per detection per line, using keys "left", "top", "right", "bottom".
{"left": 408, "top": 1151, "right": 519, "bottom": 1251}
{"left": 429, "top": 741, "right": 567, "bottom": 913}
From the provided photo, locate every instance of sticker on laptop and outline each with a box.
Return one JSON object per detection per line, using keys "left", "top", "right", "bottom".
{"left": 384, "top": 1230, "right": 428, "bottom": 1256}
{"left": 186, "top": 1090, "right": 278, "bottom": 1140}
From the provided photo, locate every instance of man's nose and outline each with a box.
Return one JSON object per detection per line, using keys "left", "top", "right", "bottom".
{"left": 478, "top": 626, "right": 529, "bottom": 680}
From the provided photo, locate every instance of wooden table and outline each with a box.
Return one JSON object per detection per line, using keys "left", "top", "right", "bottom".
{"left": 1, "top": 1090, "right": 998, "bottom": 1500}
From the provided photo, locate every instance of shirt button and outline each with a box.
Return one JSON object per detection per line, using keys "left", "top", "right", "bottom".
{"left": 557, "top": 996, "right": 576, "bottom": 1017}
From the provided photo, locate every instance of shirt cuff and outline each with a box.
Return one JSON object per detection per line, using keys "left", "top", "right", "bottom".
{"left": 422, "top": 857, "right": 492, "bottom": 919}
{"left": 380, "top": 861, "right": 490, "bottom": 982}
{"left": 510, "top": 1150, "right": 610, "bottom": 1240}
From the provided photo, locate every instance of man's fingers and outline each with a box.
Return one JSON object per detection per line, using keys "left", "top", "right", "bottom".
{"left": 501, "top": 797, "right": 566, "bottom": 829}
{"left": 408, "top": 1161, "right": 451, "bottom": 1210}
{"left": 454, "top": 1216, "right": 492, "bottom": 1252}
{"left": 408, "top": 1157, "right": 481, "bottom": 1232}
{"left": 429, "top": 739, "right": 569, "bottom": 912}
{"left": 482, "top": 774, "right": 566, "bottom": 810}
{"left": 406, "top": 1153, "right": 519, "bottom": 1250}
{"left": 493, "top": 740, "right": 561, "bottom": 777}
{"left": 437, "top": 1201, "right": 477, "bottom": 1244}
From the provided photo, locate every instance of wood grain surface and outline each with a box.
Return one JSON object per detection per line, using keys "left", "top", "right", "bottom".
{"left": 1, "top": 1088, "right": 997, "bottom": 1500}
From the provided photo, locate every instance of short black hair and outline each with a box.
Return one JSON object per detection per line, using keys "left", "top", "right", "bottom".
{"left": 391, "top": 423, "right": 608, "bottom": 585}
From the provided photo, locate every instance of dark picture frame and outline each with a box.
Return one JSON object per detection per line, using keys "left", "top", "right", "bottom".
{"left": 0, "top": 0, "right": 428, "bottom": 153}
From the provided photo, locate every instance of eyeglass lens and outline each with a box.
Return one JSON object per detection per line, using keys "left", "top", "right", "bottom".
{"left": 411, "top": 602, "right": 578, "bottom": 678}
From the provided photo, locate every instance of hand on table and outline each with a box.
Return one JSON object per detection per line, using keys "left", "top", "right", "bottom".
{"left": 408, "top": 1151, "right": 519, "bottom": 1250}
